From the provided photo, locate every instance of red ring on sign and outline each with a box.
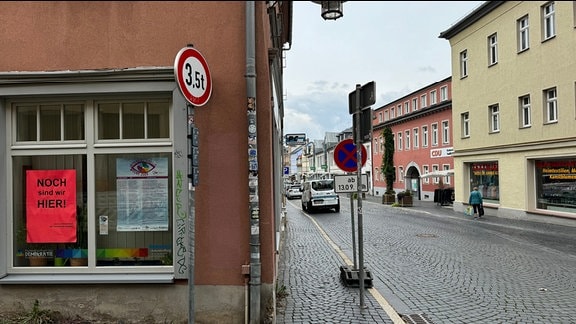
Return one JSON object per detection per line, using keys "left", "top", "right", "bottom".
{"left": 174, "top": 47, "right": 212, "bottom": 107}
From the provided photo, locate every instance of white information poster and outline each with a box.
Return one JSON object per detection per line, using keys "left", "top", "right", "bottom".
{"left": 116, "top": 158, "right": 169, "bottom": 231}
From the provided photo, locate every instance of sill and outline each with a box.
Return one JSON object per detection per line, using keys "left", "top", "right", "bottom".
{"left": 0, "top": 273, "right": 174, "bottom": 285}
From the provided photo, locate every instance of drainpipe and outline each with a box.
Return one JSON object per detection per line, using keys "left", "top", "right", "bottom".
{"left": 246, "top": 2, "right": 261, "bottom": 323}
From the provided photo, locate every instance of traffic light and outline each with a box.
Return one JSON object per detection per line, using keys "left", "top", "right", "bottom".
{"left": 285, "top": 133, "right": 306, "bottom": 146}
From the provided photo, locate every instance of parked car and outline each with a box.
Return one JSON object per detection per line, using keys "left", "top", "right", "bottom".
{"left": 286, "top": 184, "right": 302, "bottom": 200}
{"left": 301, "top": 179, "right": 340, "bottom": 213}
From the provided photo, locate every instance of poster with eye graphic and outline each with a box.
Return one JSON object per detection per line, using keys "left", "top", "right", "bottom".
{"left": 116, "top": 158, "right": 169, "bottom": 231}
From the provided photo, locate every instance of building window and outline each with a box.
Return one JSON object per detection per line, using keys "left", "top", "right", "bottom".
{"left": 423, "top": 165, "right": 430, "bottom": 184}
{"left": 405, "top": 130, "right": 410, "bottom": 150}
{"left": 420, "top": 94, "right": 427, "bottom": 108}
{"left": 535, "top": 159, "right": 576, "bottom": 213}
{"left": 398, "top": 166, "right": 404, "bottom": 183}
{"left": 440, "top": 86, "right": 448, "bottom": 101}
{"left": 519, "top": 95, "right": 531, "bottom": 128}
{"left": 397, "top": 132, "right": 403, "bottom": 151}
{"left": 488, "top": 33, "right": 498, "bottom": 66}
{"left": 412, "top": 98, "right": 418, "bottom": 112}
{"left": 517, "top": 15, "right": 530, "bottom": 52}
{"left": 391, "top": 107, "right": 395, "bottom": 118}
{"left": 442, "top": 120, "right": 450, "bottom": 144}
{"left": 460, "top": 50, "right": 468, "bottom": 78}
{"left": 384, "top": 110, "right": 389, "bottom": 121}
{"left": 443, "top": 164, "right": 451, "bottom": 185}
{"left": 413, "top": 128, "right": 419, "bottom": 149}
{"left": 422, "top": 126, "right": 429, "bottom": 147}
{"left": 432, "top": 165, "right": 439, "bottom": 184}
{"left": 378, "top": 112, "right": 383, "bottom": 123}
{"left": 15, "top": 103, "right": 85, "bottom": 142}
{"left": 470, "top": 162, "right": 499, "bottom": 202}
{"left": 544, "top": 87, "right": 558, "bottom": 123}
{"left": 97, "top": 101, "right": 170, "bottom": 140}
{"left": 380, "top": 136, "right": 384, "bottom": 153}
{"left": 489, "top": 104, "right": 500, "bottom": 133}
{"left": 542, "top": 2, "right": 556, "bottom": 40}
{"left": 430, "top": 90, "right": 437, "bottom": 105}
{"left": 10, "top": 96, "right": 174, "bottom": 270}
{"left": 431, "top": 123, "right": 438, "bottom": 146}
{"left": 461, "top": 112, "right": 470, "bottom": 138}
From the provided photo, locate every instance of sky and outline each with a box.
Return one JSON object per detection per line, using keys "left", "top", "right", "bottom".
{"left": 283, "top": 1, "right": 484, "bottom": 141}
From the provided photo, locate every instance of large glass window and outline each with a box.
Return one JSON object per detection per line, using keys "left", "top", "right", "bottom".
{"left": 9, "top": 98, "right": 173, "bottom": 269}
{"left": 535, "top": 159, "right": 576, "bottom": 213}
{"left": 470, "top": 162, "right": 499, "bottom": 202}
{"left": 12, "top": 155, "right": 87, "bottom": 267}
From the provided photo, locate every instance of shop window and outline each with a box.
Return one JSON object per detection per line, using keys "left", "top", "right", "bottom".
{"left": 470, "top": 162, "right": 499, "bottom": 202}
{"left": 535, "top": 159, "right": 576, "bottom": 213}
{"left": 9, "top": 98, "right": 173, "bottom": 270}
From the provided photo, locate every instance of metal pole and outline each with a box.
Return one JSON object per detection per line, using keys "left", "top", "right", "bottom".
{"left": 187, "top": 104, "right": 196, "bottom": 324}
{"left": 349, "top": 192, "right": 357, "bottom": 270}
{"left": 354, "top": 84, "right": 366, "bottom": 309}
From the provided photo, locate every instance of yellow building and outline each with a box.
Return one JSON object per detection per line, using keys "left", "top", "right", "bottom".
{"left": 440, "top": 1, "right": 576, "bottom": 223}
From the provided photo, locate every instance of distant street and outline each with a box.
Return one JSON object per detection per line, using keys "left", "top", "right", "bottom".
{"left": 277, "top": 196, "right": 576, "bottom": 323}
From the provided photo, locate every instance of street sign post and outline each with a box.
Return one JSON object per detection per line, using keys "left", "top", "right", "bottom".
{"left": 174, "top": 46, "right": 212, "bottom": 106}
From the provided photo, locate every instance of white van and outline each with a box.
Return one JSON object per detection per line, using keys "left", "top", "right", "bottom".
{"left": 301, "top": 179, "right": 340, "bottom": 213}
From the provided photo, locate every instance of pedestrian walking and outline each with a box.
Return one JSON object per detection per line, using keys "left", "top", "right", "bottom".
{"left": 468, "top": 186, "right": 483, "bottom": 219}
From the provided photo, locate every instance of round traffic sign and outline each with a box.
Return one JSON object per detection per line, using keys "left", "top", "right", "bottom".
{"left": 174, "top": 47, "right": 212, "bottom": 106}
{"left": 334, "top": 139, "right": 367, "bottom": 172}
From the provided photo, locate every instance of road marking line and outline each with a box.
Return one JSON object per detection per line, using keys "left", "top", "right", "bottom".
{"left": 300, "top": 206, "right": 406, "bottom": 324}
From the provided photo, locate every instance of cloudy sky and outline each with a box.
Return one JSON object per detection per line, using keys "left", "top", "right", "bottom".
{"left": 283, "top": 1, "right": 484, "bottom": 141}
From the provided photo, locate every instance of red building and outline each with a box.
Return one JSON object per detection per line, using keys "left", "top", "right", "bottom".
{"left": 372, "top": 77, "right": 454, "bottom": 202}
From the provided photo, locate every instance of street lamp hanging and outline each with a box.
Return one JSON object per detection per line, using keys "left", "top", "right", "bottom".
{"left": 312, "top": 1, "right": 345, "bottom": 20}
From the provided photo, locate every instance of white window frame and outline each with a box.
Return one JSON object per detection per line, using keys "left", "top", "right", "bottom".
{"left": 413, "top": 128, "right": 419, "bottom": 149}
{"left": 544, "top": 87, "right": 558, "bottom": 123}
{"left": 423, "top": 165, "right": 430, "bottom": 184}
{"left": 460, "top": 50, "right": 468, "bottom": 78}
{"left": 422, "top": 126, "right": 429, "bottom": 147}
{"left": 440, "top": 86, "right": 448, "bottom": 101}
{"left": 432, "top": 165, "right": 439, "bottom": 184}
{"left": 542, "top": 2, "right": 556, "bottom": 40}
{"left": 397, "top": 132, "right": 403, "bottom": 151}
{"left": 412, "top": 98, "right": 418, "bottom": 112}
{"left": 519, "top": 95, "right": 531, "bottom": 128}
{"left": 431, "top": 123, "right": 438, "bottom": 147}
{"left": 462, "top": 112, "right": 470, "bottom": 138}
{"left": 442, "top": 120, "right": 450, "bottom": 144}
{"left": 430, "top": 90, "right": 437, "bottom": 105}
{"left": 405, "top": 130, "right": 410, "bottom": 150}
{"left": 420, "top": 94, "right": 427, "bottom": 109}
{"left": 488, "top": 33, "right": 498, "bottom": 66}
{"left": 490, "top": 104, "right": 500, "bottom": 133}
{"left": 518, "top": 15, "right": 530, "bottom": 52}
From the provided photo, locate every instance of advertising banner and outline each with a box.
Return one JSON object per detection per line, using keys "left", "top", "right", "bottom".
{"left": 26, "top": 169, "right": 77, "bottom": 243}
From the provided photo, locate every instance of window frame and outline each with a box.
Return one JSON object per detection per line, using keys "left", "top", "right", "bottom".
{"left": 459, "top": 50, "right": 468, "bottom": 78}
{"left": 544, "top": 87, "right": 558, "bottom": 123}
{"left": 489, "top": 104, "right": 500, "bottom": 133}
{"left": 1, "top": 69, "right": 180, "bottom": 283}
{"left": 542, "top": 2, "right": 556, "bottom": 41}
{"left": 461, "top": 112, "right": 470, "bottom": 138}
{"left": 517, "top": 15, "right": 530, "bottom": 52}
{"left": 488, "top": 33, "right": 498, "bottom": 66}
{"left": 519, "top": 95, "right": 531, "bottom": 128}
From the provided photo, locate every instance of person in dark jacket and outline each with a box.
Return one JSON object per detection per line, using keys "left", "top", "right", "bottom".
{"left": 468, "top": 186, "right": 483, "bottom": 219}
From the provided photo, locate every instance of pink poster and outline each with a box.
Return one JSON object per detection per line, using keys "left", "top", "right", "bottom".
{"left": 26, "top": 169, "right": 77, "bottom": 243}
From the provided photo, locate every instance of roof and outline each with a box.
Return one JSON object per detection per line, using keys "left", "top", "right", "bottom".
{"left": 438, "top": 1, "right": 505, "bottom": 40}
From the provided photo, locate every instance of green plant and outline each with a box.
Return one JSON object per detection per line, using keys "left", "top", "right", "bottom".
{"left": 381, "top": 127, "right": 396, "bottom": 195}
{"left": 16, "top": 300, "right": 52, "bottom": 324}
